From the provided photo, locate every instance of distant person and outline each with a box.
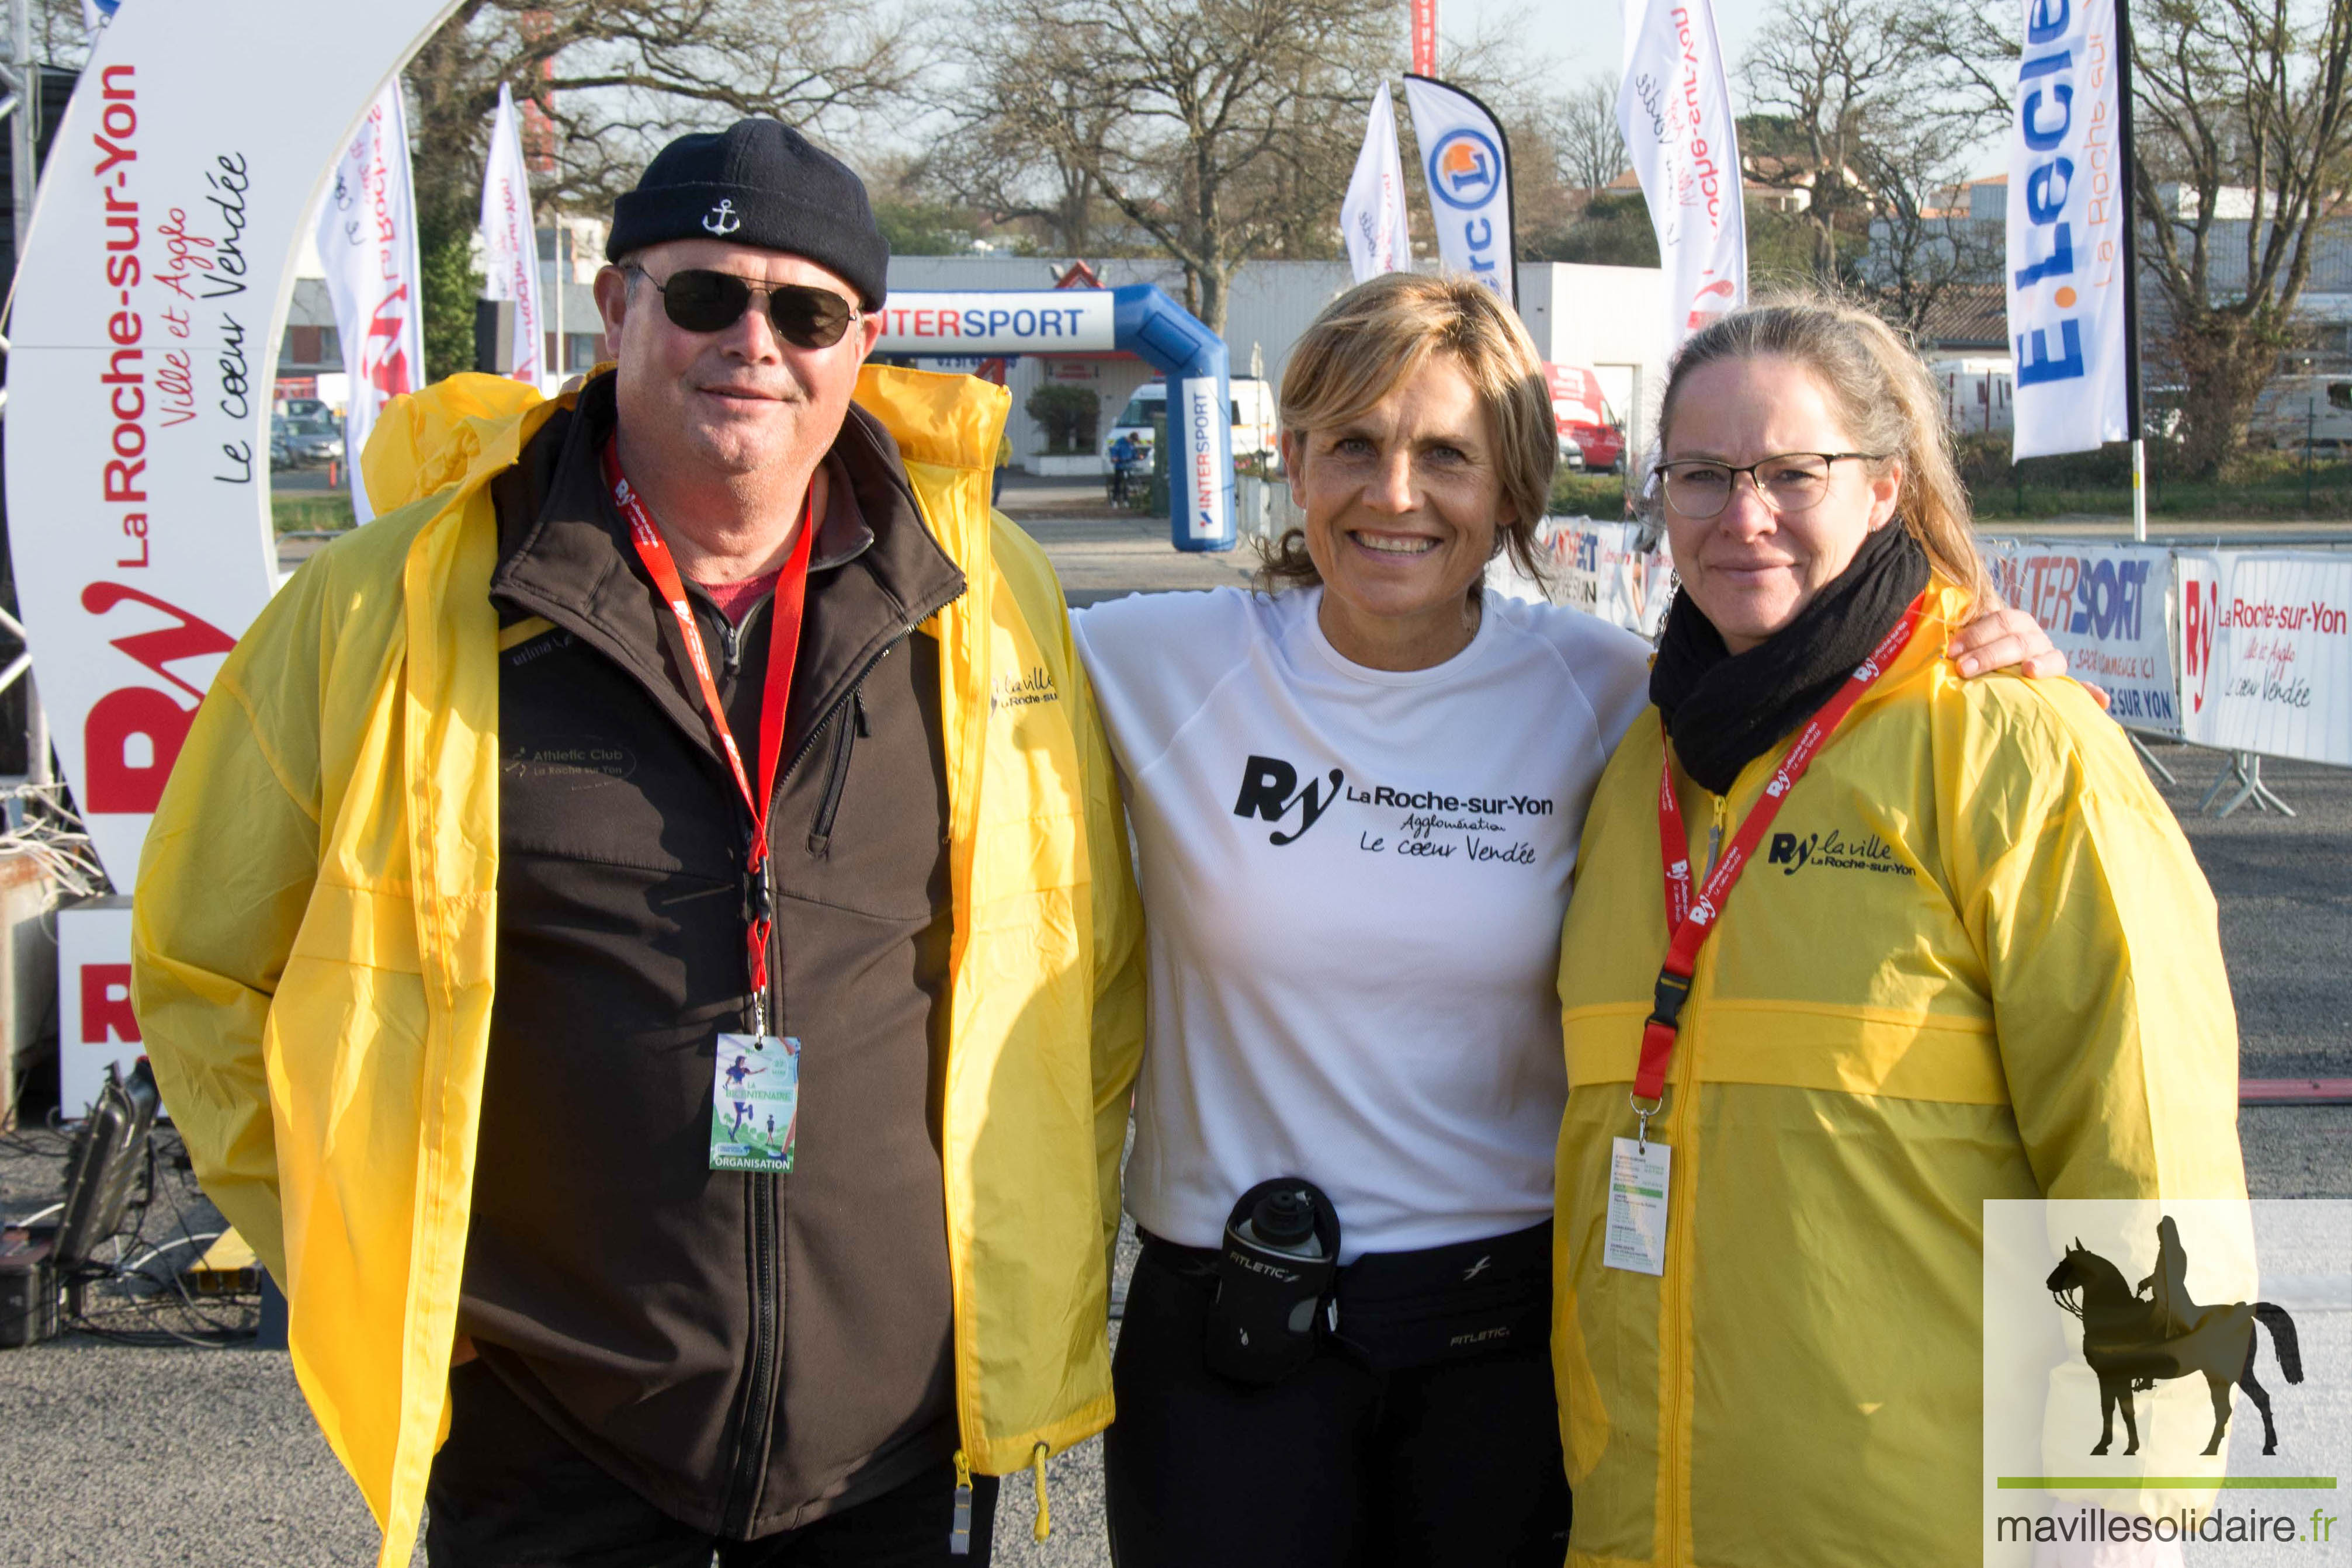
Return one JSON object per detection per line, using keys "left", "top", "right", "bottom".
{"left": 135, "top": 119, "right": 1143, "bottom": 1568}
{"left": 1071, "top": 273, "right": 2064, "bottom": 1567}
{"left": 1550, "top": 294, "right": 2246, "bottom": 1565}
{"left": 1108, "top": 431, "right": 1140, "bottom": 504}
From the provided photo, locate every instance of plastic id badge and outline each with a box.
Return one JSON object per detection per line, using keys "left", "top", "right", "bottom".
{"left": 710, "top": 1033, "right": 800, "bottom": 1172}
{"left": 1602, "top": 1136, "right": 1671, "bottom": 1275}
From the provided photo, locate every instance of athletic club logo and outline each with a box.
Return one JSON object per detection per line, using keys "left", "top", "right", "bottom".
{"left": 1232, "top": 754, "right": 1344, "bottom": 847}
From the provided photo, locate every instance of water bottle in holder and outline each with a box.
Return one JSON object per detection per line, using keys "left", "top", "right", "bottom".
{"left": 1204, "top": 1177, "right": 1342, "bottom": 1386}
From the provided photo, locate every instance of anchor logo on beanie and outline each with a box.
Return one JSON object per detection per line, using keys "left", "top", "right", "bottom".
{"left": 607, "top": 120, "right": 890, "bottom": 312}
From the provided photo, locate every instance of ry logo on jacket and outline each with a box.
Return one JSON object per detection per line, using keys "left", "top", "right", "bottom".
{"left": 1233, "top": 754, "right": 1344, "bottom": 845}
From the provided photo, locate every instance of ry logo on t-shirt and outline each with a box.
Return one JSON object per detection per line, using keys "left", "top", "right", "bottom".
{"left": 1233, "top": 754, "right": 1345, "bottom": 846}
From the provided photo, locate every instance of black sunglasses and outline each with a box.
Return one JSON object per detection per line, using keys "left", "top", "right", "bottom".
{"left": 626, "top": 265, "right": 861, "bottom": 349}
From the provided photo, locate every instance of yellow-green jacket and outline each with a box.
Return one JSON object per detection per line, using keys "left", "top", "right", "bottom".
{"left": 1552, "top": 584, "right": 2245, "bottom": 1568}
{"left": 132, "top": 366, "right": 1146, "bottom": 1567}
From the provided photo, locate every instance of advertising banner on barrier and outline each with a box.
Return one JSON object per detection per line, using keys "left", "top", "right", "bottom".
{"left": 2005, "top": 0, "right": 2131, "bottom": 459}
{"left": 1983, "top": 539, "right": 2178, "bottom": 733}
{"left": 1618, "top": 0, "right": 1746, "bottom": 360}
{"left": 314, "top": 79, "right": 424, "bottom": 524}
{"left": 1493, "top": 517, "right": 1675, "bottom": 637}
{"left": 2177, "top": 552, "right": 2352, "bottom": 765}
{"left": 1403, "top": 74, "right": 1515, "bottom": 305}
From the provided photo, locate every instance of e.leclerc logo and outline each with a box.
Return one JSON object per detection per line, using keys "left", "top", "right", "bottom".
{"left": 1427, "top": 130, "right": 1502, "bottom": 210}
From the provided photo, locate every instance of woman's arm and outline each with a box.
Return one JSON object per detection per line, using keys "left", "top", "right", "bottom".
{"left": 1955, "top": 684, "right": 2245, "bottom": 1200}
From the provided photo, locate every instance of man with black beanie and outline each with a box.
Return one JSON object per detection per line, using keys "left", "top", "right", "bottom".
{"left": 134, "top": 119, "right": 1145, "bottom": 1568}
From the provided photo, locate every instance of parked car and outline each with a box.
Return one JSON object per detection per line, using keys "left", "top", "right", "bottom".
{"left": 272, "top": 413, "right": 344, "bottom": 470}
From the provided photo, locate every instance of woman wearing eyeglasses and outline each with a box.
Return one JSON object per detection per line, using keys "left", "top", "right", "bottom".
{"left": 1548, "top": 296, "right": 2246, "bottom": 1567}
{"left": 1071, "top": 275, "right": 2066, "bottom": 1567}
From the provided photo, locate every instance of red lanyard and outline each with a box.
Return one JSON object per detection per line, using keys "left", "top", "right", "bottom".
{"left": 602, "top": 436, "right": 814, "bottom": 1035}
{"left": 1633, "top": 594, "right": 1927, "bottom": 1122}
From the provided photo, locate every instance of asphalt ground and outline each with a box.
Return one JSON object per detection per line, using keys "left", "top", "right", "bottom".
{"left": 2, "top": 485, "right": 2344, "bottom": 1566}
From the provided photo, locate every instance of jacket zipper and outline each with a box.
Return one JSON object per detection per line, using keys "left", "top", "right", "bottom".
{"left": 806, "top": 686, "right": 867, "bottom": 857}
{"left": 720, "top": 630, "right": 916, "bottom": 1533}
{"left": 1657, "top": 786, "right": 1722, "bottom": 1567}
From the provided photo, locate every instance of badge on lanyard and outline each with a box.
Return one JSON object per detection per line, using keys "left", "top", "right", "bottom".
{"left": 1602, "top": 595, "right": 1926, "bottom": 1275}
{"left": 712, "top": 1033, "right": 800, "bottom": 1172}
{"left": 1603, "top": 1137, "right": 1671, "bottom": 1275}
{"left": 603, "top": 438, "right": 817, "bottom": 1175}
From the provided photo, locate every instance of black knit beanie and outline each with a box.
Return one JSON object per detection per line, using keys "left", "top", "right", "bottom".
{"left": 606, "top": 120, "right": 889, "bottom": 310}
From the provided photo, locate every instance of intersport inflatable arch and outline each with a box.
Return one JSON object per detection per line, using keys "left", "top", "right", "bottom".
{"left": 873, "top": 287, "right": 1234, "bottom": 556}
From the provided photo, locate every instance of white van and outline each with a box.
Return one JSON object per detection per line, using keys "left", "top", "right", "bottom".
{"left": 2251, "top": 374, "right": 2352, "bottom": 449}
{"left": 1104, "top": 377, "right": 1280, "bottom": 471}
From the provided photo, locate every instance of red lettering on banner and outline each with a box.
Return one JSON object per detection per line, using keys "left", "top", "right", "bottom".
{"left": 82, "top": 582, "right": 235, "bottom": 701}
{"left": 78, "top": 584, "right": 237, "bottom": 813}
{"left": 364, "top": 283, "right": 415, "bottom": 401}
{"left": 2184, "top": 578, "right": 2216, "bottom": 712}
{"left": 85, "top": 686, "right": 191, "bottom": 813}
{"left": 80, "top": 963, "right": 141, "bottom": 1044}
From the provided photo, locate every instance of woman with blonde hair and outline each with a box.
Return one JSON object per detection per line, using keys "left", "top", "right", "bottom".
{"left": 1070, "top": 274, "right": 2062, "bottom": 1566}
{"left": 1549, "top": 294, "right": 2245, "bottom": 1566}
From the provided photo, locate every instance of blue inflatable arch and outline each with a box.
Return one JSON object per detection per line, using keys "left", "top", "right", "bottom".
{"left": 873, "top": 285, "right": 1234, "bottom": 553}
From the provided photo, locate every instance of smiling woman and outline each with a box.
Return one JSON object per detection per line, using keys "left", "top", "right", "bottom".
{"left": 1259, "top": 273, "right": 1555, "bottom": 669}
{"left": 1549, "top": 294, "right": 2248, "bottom": 1567}
{"left": 1069, "top": 275, "right": 2075, "bottom": 1568}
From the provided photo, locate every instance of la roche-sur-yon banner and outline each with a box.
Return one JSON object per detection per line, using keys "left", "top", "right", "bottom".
{"left": 1982, "top": 540, "right": 2178, "bottom": 733}
{"left": 480, "top": 80, "right": 543, "bottom": 386}
{"left": 1618, "top": 0, "right": 1747, "bottom": 360}
{"left": 2, "top": 0, "right": 462, "bottom": 887}
{"left": 1402, "top": 74, "right": 1515, "bottom": 306}
{"left": 1341, "top": 82, "right": 1411, "bottom": 285}
{"left": 2006, "top": 0, "right": 2131, "bottom": 460}
{"left": 314, "top": 78, "right": 425, "bottom": 524}
{"left": 2177, "top": 552, "right": 2352, "bottom": 767}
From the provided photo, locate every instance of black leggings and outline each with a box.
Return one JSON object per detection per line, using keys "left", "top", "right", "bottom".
{"left": 1103, "top": 1238, "right": 1570, "bottom": 1568}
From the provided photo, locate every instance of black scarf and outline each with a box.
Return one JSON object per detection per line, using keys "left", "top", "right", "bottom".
{"left": 1649, "top": 522, "right": 1931, "bottom": 796}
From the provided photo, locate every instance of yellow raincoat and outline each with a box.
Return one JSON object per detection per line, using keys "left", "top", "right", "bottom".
{"left": 1552, "top": 583, "right": 2245, "bottom": 1567}
{"left": 132, "top": 367, "right": 1146, "bottom": 1567}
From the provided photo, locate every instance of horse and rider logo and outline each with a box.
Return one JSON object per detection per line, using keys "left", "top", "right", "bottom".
{"left": 703, "top": 199, "right": 743, "bottom": 236}
{"left": 2045, "top": 1216, "right": 2304, "bottom": 1457}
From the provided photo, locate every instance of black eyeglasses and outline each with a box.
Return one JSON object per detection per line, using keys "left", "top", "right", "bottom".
{"left": 1653, "top": 452, "right": 1886, "bottom": 518}
{"left": 626, "top": 265, "right": 861, "bottom": 349}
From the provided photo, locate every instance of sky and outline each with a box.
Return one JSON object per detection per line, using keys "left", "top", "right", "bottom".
{"left": 1448, "top": 0, "right": 2008, "bottom": 179}
{"left": 1449, "top": 0, "right": 1775, "bottom": 93}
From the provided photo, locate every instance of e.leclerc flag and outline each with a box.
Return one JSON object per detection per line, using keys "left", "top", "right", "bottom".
{"left": 2006, "top": 0, "right": 2129, "bottom": 460}
{"left": 480, "top": 82, "right": 544, "bottom": 387}
{"left": 1403, "top": 75, "right": 1515, "bottom": 306}
{"left": 1342, "top": 83, "right": 1411, "bottom": 283}
{"left": 1618, "top": 0, "right": 1747, "bottom": 362}
{"left": 314, "top": 79, "right": 426, "bottom": 523}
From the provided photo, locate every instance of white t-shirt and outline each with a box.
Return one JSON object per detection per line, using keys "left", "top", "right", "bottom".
{"left": 1071, "top": 585, "right": 1653, "bottom": 1261}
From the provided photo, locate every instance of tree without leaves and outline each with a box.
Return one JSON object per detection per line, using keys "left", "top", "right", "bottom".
{"left": 950, "top": 0, "right": 1393, "bottom": 331}
{"left": 1550, "top": 72, "right": 1629, "bottom": 196}
{"left": 2133, "top": 0, "right": 2352, "bottom": 475}
{"left": 1742, "top": 0, "right": 1913, "bottom": 281}
{"left": 402, "top": 0, "right": 924, "bottom": 377}
{"left": 1742, "top": 0, "right": 2011, "bottom": 331}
